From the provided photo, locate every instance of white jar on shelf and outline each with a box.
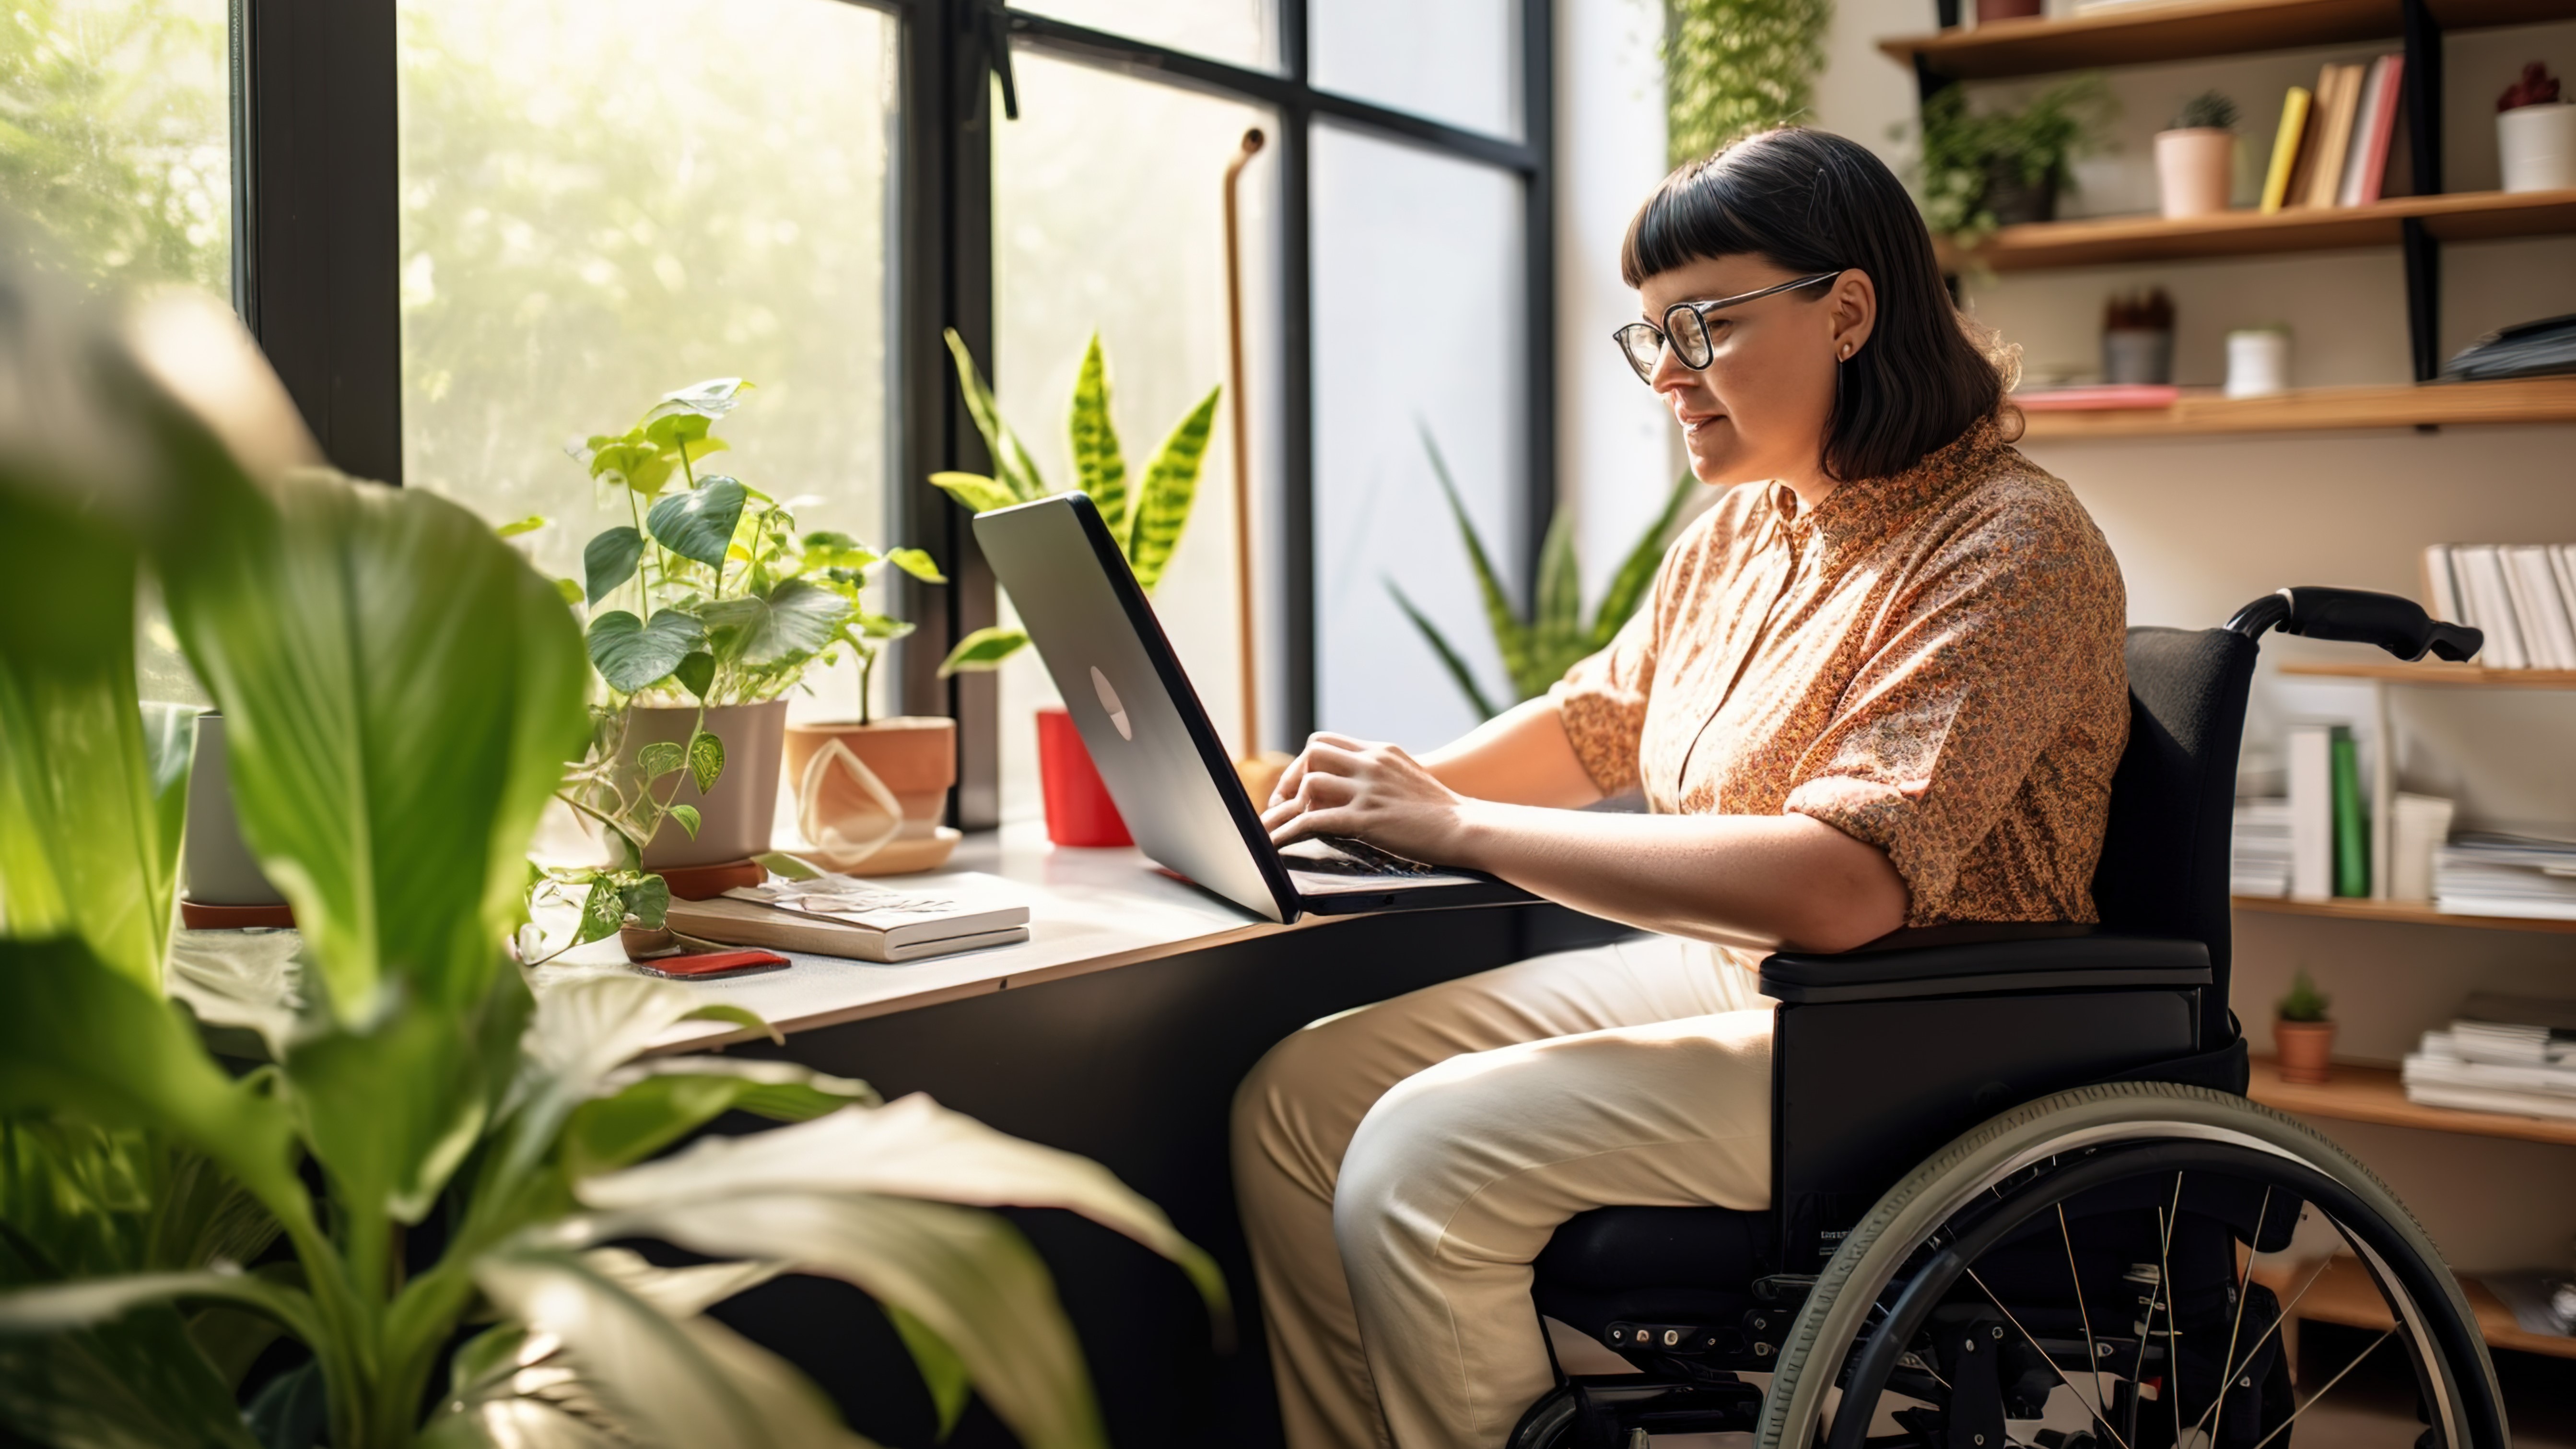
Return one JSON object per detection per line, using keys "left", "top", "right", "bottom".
{"left": 2498, "top": 102, "right": 2576, "bottom": 193}
{"left": 2225, "top": 326, "right": 2292, "bottom": 398}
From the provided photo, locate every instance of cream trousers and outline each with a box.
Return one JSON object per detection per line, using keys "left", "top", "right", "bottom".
{"left": 1230, "top": 934, "right": 1777, "bottom": 1449}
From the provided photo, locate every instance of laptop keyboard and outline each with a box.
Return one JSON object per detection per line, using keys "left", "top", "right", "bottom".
{"left": 1296, "top": 836, "right": 1448, "bottom": 878}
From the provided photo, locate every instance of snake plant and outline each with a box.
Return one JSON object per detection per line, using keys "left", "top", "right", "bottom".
{"left": 930, "top": 330, "right": 1219, "bottom": 676}
{"left": 1390, "top": 431, "right": 1695, "bottom": 721}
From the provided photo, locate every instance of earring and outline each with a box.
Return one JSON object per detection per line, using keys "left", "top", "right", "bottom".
{"left": 1839, "top": 342, "right": 1853, "bottom": 359}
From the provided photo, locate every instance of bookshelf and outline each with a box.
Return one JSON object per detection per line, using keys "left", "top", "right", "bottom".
{"left": 1882, "top": 0, "right": 2576, "bottom": 82}
{"left": 2234, "top": 893, "right": 2576, "bottom": 932}
{"left": 2013, "top": 377, "right": 2576, "bottom": 438}
{"left": 2249, "top": 1053, "right": 2576, "bottom": 1147}
{"left": 1938, "top": 188, "right": 2576, "bottom": 272}
{"left": 2277, "top": 660, "right": 2576, "bottom": 688}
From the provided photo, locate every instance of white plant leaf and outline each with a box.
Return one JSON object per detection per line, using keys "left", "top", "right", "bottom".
{"left": 579, "top": 1247, "right": 785, "bottom": 1319}
{"left": 560, "top": 1193, "right": 1101, "bottom": 1449}
{"left": 575, "top": 1095, "right": 1226, "bottom": 1315}
{"left": 502, "top": 976, "right": 760, "bottom": 1177}
{"left": 419, "top": 1397, "right": 632, "bottom": 1449}
{"left": 597, "top": 1056, "right": 879, "bottom": 1107}
{"left": 0, "top": 1268, "right": 271, "bottom": 1332}
{"left": 473, "top": 1244, "right": 877, "bottom": 1449}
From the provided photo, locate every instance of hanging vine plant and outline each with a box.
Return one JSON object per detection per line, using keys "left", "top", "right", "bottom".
{"left": 1666, "top": 0, "right": 1835, "bottom": 165}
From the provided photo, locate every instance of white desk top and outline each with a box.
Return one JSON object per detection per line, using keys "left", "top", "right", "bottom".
{"left": 530, "top": 823, "right": 1319, "bottom": 1054}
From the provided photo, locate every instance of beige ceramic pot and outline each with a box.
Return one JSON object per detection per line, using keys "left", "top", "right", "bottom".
{"left": 620, "top": 699, "right": 788, "bottom": 870}
{"left": 783, "top": 716, "right": 959, "bottom": 872}
{"left": 2154, "top": 128, "right": 2235, "bottom": 218}
{"left": 2273, "top": 1019, "right": 2336, "bottom": 1084}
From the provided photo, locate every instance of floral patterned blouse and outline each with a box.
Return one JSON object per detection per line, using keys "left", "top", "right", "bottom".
{"left": 1552, "top": 415, "right": 2128, "bottom": 928}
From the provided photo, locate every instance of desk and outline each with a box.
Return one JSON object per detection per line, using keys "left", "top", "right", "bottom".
{"left": 563, "top": 824, "right": 1626, "bottom": 1448}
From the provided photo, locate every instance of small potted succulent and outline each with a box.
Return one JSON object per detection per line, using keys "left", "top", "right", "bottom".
{"left": 2274, "top": 968, "right": 2336, "bottom": 1084}
{"left": 2157, "top": 90, "right": 2240, "bottom": 218}
{"left": 780, "top": 533, "right": 955, "bottom": 873}
{"left": 931, "top": 330, "right": 1218, "bottom": 848}
{"left": 552, "top": 379, "right": 933, "bottom": 885}
{"left": 1913, "top": 76, "right": 2117, "bottom": 248}
{"left": 2498, "top": 62, "right": 2575, "bottom": 194}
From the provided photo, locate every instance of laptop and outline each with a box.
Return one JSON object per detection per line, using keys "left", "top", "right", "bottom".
{"left": 975, "top": 493, "right": 1537, "bottom": 924}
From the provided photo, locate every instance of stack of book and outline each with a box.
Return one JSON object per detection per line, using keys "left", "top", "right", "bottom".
{"left": 667, "top": 871, "right": 1033, "bottom": 962}
{"left": 2422, "top": 543, "right": 2576, "bottom": 670}
{"left": 2259, "top": 55, "right": 2410, "bottom": 214}
{"left": 2231, "top": 799, "right": 2294, "bottom": 897}
{"left": 2434, "top": 833, "right": 2576, "bottom": 919}
{"left": 2403, "top": 993, "right": 2576, "bottom": 1122}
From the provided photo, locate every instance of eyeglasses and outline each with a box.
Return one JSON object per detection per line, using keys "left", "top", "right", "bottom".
{"left": 1612, "top": 271, "right": 1844, "bottom": 383}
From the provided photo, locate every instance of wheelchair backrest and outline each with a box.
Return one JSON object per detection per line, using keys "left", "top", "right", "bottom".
{"left": 2089, "top": 625, "right": 2261, "bottom": 1049}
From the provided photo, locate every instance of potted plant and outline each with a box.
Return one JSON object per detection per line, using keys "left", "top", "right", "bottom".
{"left": 2498, "top": 62, "right": 2575, "bottom": 193}
{"left": 2156, "top": 89, "right": 2239, "bottom": 219}
{"left": 931, "top": 330, "right": 1220, "bottom": 847}
{"left": 556, "top": 380, "right": 936, "bottom": 885}
{"left": 0, "top": 272, "right": 1222, "bottom": 1446}
{"left": 1914, "top": 76, "right": 2116, "bottom": 248}
{"left": 2275, "top": 968, "right": 2336, "bottom": 1084}
{"left": 1391, "top": 431, "right": 1696, "bottom": 721}
{"left": 781, "top": 533, "right": 959, "bottom": 874}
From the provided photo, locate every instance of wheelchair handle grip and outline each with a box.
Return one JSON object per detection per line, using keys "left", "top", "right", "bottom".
{"left": 2225, "top": 586, "right": 2483, "bottom": 663}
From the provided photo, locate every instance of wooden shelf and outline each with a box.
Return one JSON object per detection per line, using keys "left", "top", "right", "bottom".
{"left": 2250, "top": 1053, "right": 2576, "bottom": 1146}
{"left": 1882, "top": 0, "right": 2576, "bottom": 81}
{"left": 2277, "top": 660, "right": 2576, "bottom": 688}
{"left": 2251, "top": 1256, "right": 2576, "bottom": 1362}
{"left": 1939, "top": 188, "right": 2576, "bottom": 272}
{"left": 2015, "top": 377, "right": 2576, "bottom": 438}
{"left": 2234, "top": 893, "right": 2576, "bottom": 931}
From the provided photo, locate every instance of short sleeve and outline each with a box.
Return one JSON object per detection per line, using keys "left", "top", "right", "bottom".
{"left": 1782, "top": 496, "right": 2125, "bottom": 921}
{"left": 1550, "top": 577, "right": 1664, "bottom": 796}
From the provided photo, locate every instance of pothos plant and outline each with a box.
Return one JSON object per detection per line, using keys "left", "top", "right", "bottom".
{"left": 525, "top": 383, "right": 944, "bottom": 955}
{"left": 0, "top": 272, "right": 1219, "bottom": 1449}
{"left": 929, "top": 330, "right": 1218, "bottom": 675}
{"left": 1909, "top": 76, "right": 2117, "bottom": 249}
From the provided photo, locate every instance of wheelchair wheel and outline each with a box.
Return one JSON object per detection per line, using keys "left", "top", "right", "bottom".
{"left": 1760, "top": 1081, "right": 2506, "bottom": 1449}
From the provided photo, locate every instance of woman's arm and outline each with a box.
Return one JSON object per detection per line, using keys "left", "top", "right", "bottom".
{"left": 1262, "top": 734, "right": 1909, "bottom": 953}
{"left": 1380, "top": 696, "right": 1607, "bottom": 808}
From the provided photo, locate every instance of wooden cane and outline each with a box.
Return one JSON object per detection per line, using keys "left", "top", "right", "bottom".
{"left": 1224, "top": 128, "right": 1293, "bottom": 803}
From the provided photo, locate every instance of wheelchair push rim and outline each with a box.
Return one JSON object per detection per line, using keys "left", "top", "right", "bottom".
{"left": 1759, "top": 1081, "right": 2507, "bottom": 1449}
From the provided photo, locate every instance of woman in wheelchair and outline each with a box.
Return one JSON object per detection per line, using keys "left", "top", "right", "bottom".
{"left": 1242, "top": 127, "right": 2506, "bottom": 1449}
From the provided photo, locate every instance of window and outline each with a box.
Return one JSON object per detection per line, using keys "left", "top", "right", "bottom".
{"left": 152, "top": 0, "right": 1554, "bottom": 825}
{"left": 394, "top": 0, "right": 901, "bottom": 717}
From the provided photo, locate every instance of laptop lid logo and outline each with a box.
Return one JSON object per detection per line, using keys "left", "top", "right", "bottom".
{"left": 1090, "top": 666, "right": 1133, "bottom": 741}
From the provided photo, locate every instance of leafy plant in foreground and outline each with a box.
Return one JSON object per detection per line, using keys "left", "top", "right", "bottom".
{"left": 929, "top": 329, "right": 1220, "bottom": 675}
{"left": 0, "top": 264, "right": 1220, "bottom": 1449}
{"left": 1390, "top": 430, "right": 1696, "bottom": 721}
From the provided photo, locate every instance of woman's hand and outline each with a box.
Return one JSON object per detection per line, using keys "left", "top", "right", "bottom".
{"left": 1263, "top": 732, "right": 1473, "bottom": 863}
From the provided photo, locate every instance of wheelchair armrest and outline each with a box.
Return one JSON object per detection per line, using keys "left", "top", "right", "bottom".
{"left": 1757, "top": 925, "right": 2211, "bottom": 1004}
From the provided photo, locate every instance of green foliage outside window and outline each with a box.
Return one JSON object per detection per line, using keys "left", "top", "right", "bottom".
{"left": 1665, "top": 0, "right": 1834, "bottom": 166}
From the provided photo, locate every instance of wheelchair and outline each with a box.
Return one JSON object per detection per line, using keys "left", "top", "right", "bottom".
{"left": 1508, "top": 589, "right": 2507, "bottom": 1449}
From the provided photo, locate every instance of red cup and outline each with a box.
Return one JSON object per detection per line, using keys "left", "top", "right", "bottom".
{"left": 1036, "top": 705, "right": 1132, "bottom": 847}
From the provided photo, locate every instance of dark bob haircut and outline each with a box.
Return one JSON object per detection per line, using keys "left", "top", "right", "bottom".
{"left": 1622, "top": 127, "right": 2018, "bottom": 483}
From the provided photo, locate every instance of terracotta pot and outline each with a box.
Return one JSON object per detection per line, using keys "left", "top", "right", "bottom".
{"left": 618, "top": 699, "right": 788, "bottom": 870}
{"left": 784, "top": 717, "right": 957, "bottom": 836}
{"left": 2155, "top": 127, "right": 2236, "bottom": 218}
{"left": 1975, "top": 0, "right": 2043, "bottom": 21}
{"left": 1037, "top": 705, "right": 1131, "bottom": 848}
{"left": 2274, "top": 1019, "right": 2337, "bottom": 1084}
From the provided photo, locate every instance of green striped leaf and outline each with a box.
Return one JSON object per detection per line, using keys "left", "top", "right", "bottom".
{"left": 1124, "top": 387, "right": 1218, "bottom": 594}
{"left": 1387, "top": 583, "right": 1501, "bottom": 720}
{"left": 1419, "top": 428, "right": 1534, "bottom": 693}
{"left": 1067, "top": 335, "right": 1127, "bottom": 537}
{"left": 942, "top": 330, "right": 1047, "bottom": 501}
{"left": 1590, "top": 473, "right": 1695, "bottom": 648}
{"left": 1525, "top": 508, "right": 1583, "bottom": 697}
{"left": 931, "top": 471, "right": 1019, "bottom": 516}
{"left": 937, "top": 626, "right": 1030, "bottom": 676}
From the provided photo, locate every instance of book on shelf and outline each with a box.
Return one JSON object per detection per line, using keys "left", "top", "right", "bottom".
{"left": 2404, "top": 992, "right": 2576, "bottom": 1123}
{"left": 2418, "top": 542, "right": 2576, "bottom": 669}
{"left": 2260, "top": 86, "right": 2312, "bottom": 214}
{"left": 2390, "top": 792, "right": 2456, "bottom": 902}
{"left": 2338, "top": 54, "right": 2404, "bottom": 208}
{"left": 2330, "top": 727, "right": 2369, "bottom": 897}
{"left": 665, "top": 871, "right": 1033, "bottom": 963}
{"left": 2299, "top": 62, "right": 2366, "bottom": 211}
{"left": 2435, "top": 833, "right": 2576, "bottom": 919}
{"left": 2286, "top": 726, "right": 2335, "bottom": 900}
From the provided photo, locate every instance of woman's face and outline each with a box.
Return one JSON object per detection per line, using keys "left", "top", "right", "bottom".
{"left": 1635, "top": 256, "right": 1875, "bottom": 493}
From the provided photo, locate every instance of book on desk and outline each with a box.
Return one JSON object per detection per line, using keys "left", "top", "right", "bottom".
{"left": 667, "top": 871, "right": 1032, "bottom": 963}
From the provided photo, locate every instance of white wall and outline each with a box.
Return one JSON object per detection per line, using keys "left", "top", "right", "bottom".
{"left": 1808, "top": 0, "right": 2576, "bottom": 1273}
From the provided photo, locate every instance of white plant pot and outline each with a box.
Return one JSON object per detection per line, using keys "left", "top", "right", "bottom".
{"left": 180, "top": 711, "right": 286, "bottom": 907}
{"left": 2225, "top": 328, "right": 2292, "bottom": 398}
{"left": 2498, "top": 103, "right": 2576, "bottom": 194}
{"left": 618, "top": 698, "right": 789, "bottom": 869}
{"left": 2154, "top": 128, "right": 2236, "bottom": 218}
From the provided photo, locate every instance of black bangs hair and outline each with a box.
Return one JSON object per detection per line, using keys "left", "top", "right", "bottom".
{"left": 1621, "top": 127, "right": 2018, "bottom": 483}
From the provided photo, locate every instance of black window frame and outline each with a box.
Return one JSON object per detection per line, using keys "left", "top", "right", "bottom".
{"left": 231, "top": 0, "right": 1557, "bottom": 830}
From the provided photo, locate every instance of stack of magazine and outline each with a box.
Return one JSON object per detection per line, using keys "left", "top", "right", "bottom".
{"left": 667, "top": 872, "right": 1032, "bottom": 963}
{"left": 2231, "top": 799, "right": 2294, "bottom": 897}
{"left": 2403, "top": 993, "right": 2576, "bottom": 1122}
{"left": 2434, "top": 834, "right": 2576, "bottom": 920}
